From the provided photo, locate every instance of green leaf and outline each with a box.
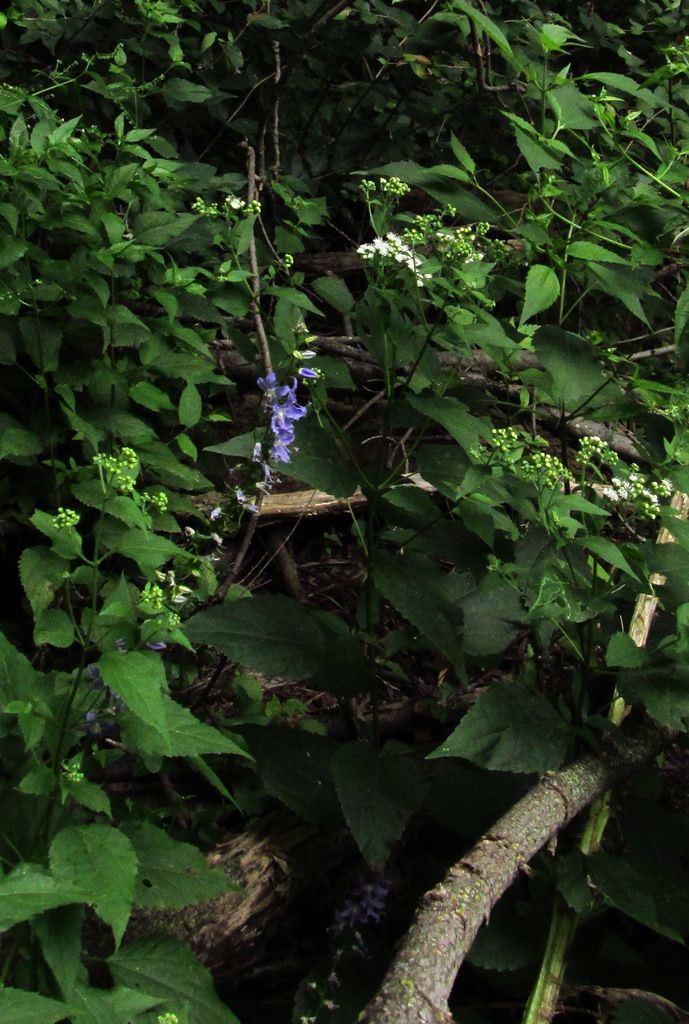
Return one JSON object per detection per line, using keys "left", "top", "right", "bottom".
{"left": 179, "top": 382, "right": 202, "bottom": 428}
{"left": 133, "top": 211, "right": 197, "bottom": 246}
{"left": 576, "top": 535, "right": 640, "bottom": 580}
{"left": 312, "top": 275, "right": 354, "bottom": 314}
{"left": 613, "top": 999, "right": 677, "bottom": 1024}
{"left": 122, "top": 822, "right": 240, "bottom": 910}
{"left": 33, "top": 608, "right": 75, "bottom": 649}
{"left": 0, "top": 988, "right": 70, "bottom": 1024}
{"left": 452, "top": 0, "right": 512, "bottom": 57}
{"left": 123, "top": 693, "right": 251, "bottom": 759}
{"left": 588, "top": 852, "right": 684, "bottom": 943}
{"left": 0, "top": 865, "right": 83, "bottom": 933}
{"left": 109, "top": 936, "right": 240, "bottom": 1024}
{"left": 162, "top": 79, "right": 214, "bottom": 105}
{"left": 675, "top": 282, "right": 689, "bottom": 346}
{"left": 428, "top": 682, "right": 569, "bottom": 772}
{"left": 450, "top": 133, "right": 476, "bottom": 174}
{"left": 515, "top": 129, "right": 562, "bottom": 173}
{"left": 98, "top": 651, "right": 170, "bottom": 749}
{"left": 184, "top": 595, "right": 327, "bottom": 679}
{"left": 332, "top": 742, "right": 425, "bottom": 866}
{"left": 245, "top": 726, "right": 341, "bottom": 825}
{"left": 606, "top": 632, "right": 647, "bottom": 668}
{"left": 363, "top": 160, "right": 496, "bottom": 221}
{"left": 50, "top": 825, "right": 137, "bottom": 948}
{"left": 407, "top": 394, "right": 486, "bottom": 453}
{"left": 115, "top": 530, "right": 185, "bottom": 573}
{"left": 19, "top": 546, "right": 68, "bottom": 615}
{"left": 589, "top": 263, "right": 651, "bottom": 326}
{"left": 520, "top": 265, "right": 560, "bottom": 325}
{"left": 130, "top": 381, "right": 176, "bottom": 412}
{"left": 288, "top": 418, "right": 359, "bottom": 497}
{"left": 0, "top": 421, "right": 43, "bottom": 460}
{"left": 461, "top": 581, "right": 525, "bottom": 656}
{"left": 548, "top": 84, "right": 596, "bottom": 128}
{"left": 567, "top": 240, "right": 627, "bottom": 264}
{"left": 68, "top": 985, "right": 164, "bottom": 1024}
{"left": 63, "top": 776, "right": 112, "bottom": 817}
{"left": 33, "top": 905, "right": 84, "bottom": 1001}
{"left": 534, "top": 327, "right": 609, "bottom": 410}
{"left": 0, "top": 234, "right": 27, "bottom": 269}
{"left": 617, "top": 666, "right": 689, "bottom": 730}
{"left": 372, "top": 551, "right": 465, "bottom": 672}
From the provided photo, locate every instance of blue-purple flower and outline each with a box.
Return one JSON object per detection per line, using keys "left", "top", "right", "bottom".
{"left": 257, "top": 372, "right": 308, "bottom": 465}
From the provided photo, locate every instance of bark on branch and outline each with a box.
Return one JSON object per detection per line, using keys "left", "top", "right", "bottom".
{"left": 360, "top": 720, "right": 665, "bottom": 1024}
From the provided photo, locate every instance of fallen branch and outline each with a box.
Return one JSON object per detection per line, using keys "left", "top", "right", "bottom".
{"left": 360, "top": 719, "right": 664, "bottom": 1024}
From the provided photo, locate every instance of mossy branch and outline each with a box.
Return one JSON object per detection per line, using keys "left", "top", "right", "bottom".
{"left": 360, "top": 719, "right": 664, "bottom": 1024}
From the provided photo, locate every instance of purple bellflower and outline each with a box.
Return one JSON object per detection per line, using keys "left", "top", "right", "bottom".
{"left": 257, "top": 372, "right": 308, "bottom": 465}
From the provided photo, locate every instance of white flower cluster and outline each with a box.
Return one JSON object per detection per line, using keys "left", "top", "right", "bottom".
{"left": 601, "top": 466, "right": 673, "bottom": 519}
{"left": 357, "top": 232, "right": 432, "bottom": 287}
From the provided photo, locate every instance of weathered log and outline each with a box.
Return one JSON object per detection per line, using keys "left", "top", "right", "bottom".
{"left": 360, "top": 719, "right": 664, "bottom": 1024}
{"left": 126, "top": 810, "right": 343, "bottom": 985}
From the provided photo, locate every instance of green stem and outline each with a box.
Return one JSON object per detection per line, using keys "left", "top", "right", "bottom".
{"left": 522, "top": 895, "right": 577, "bottom": 1024}
{"left": 522, "top": 689, "right": 630, "bottom": 1024}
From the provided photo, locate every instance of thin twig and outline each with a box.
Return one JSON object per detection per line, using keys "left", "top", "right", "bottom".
{"left": 629, "top": 343, "right": 674, "bottom": 361}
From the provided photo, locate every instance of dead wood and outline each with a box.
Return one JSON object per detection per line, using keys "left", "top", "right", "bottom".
{"left": 212, "top": 336, "right": 643, "bottom": 463}
{"left": 360, "top": 719, "right": 665, "bottom": 1024}
{"left": 126, "top": 810, "right": 344, "bottom": 986}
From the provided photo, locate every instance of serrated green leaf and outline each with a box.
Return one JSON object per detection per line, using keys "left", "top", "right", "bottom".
{"left": 98, "top": 651, "right": 170, "bottom": 749}
{"left": 520, "top": 265, "right": 560, "bottom": 325}
{"left": 115, "top": 530, "right": 185, "bottom": 573}
{"left": 428, "top": 682, "right": 569, "bottom": 772}
{"left": 407, "top": 394, "right": 486, "bottom": 453}
{"left": 332, "top": 742, "right": 425, "bottom": 866}
{"left": 0, "top": 865, "right": 83, "bottom": 933}
{"left": 69, "top": 984, "right": 164, "bottom": 1024}
{"left": 122, "top": 693, "right": 251, "bottom": 759}
{"left": 19, "top": 546, "right": 67, "bottom": 615}
{"left": 576, "top": 535, "right": 640, "bottom": 580}
{"left": 33, "top": 608, "right": 75, "bottom": 648}
{"left": 162, "top": 79, "right": 214, "bottom": 105}
{"left": 452, "top": 0, "right": 512, "bottom": 57}
{"left": 606, "top": 632, "right": 647, "bottom": 668}
{"left": 675, "top": 282, "right": 689, "bottom": 346}
{"left": 109, "top": 936, "right": 240, "bottom": 1024}
{"left": 588, "top": 852, "right": 684, "bottom": 943}
{"left": 50, "top": 825, "right": 137, "bottom": 947}
{"left": 617, "top": 666, "right": 689, "bottom": 729}
{"left": 122, "top": 822, "right": 240, "bottom": 910}
{"left": 130, "top": 381, "right": 176, "bottom": 412}
{"left": 245, "top": 726, "right": 341, "bottom": 825}
{"left": 450, "top": 133, "right": 476, "bottom": 174}
{"left": 0, "top": 234, "right": 27, "bottom": 269}
{"left": 179, "top": 382, "right": 202, "bottom": 428}
{"left": 0, "top": 422, "right": 42, "bottom": 459}
{"left": 288, "top": 418, "right": 359, "bottom": 497}
{"left": 567, "top": 240, "right": 627, "bottom": 264}
{"left": 133, "top": 211, "right": 197, "bottom": 247}
{"left": 63, "top": 776, "right": 112, "bottom": 817}
{"left": 589, "top": 263, "right": 651, "bottom": 325}
{"left": 184, "top": 594, "right": 327, "bottom": 679}
{"left": 0, "top": 988, "right": 70, "bottom": 1024}
{"left": 462, "top": 581, "right": 525, "bottom": 656}
{"left": 33, "top": 905, "right": 84, "bottom": 1001}
{"left": 515, "top": 130, "right": 562, "bottom": 173}
{"left": 534, "top": 326, "right": 609, "bottom": 410}
{"left": 312, "top": 275, "right": 354, "bottom": 314}
{"left": 372, "top": 551, "right": 465, "bottom": 673}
